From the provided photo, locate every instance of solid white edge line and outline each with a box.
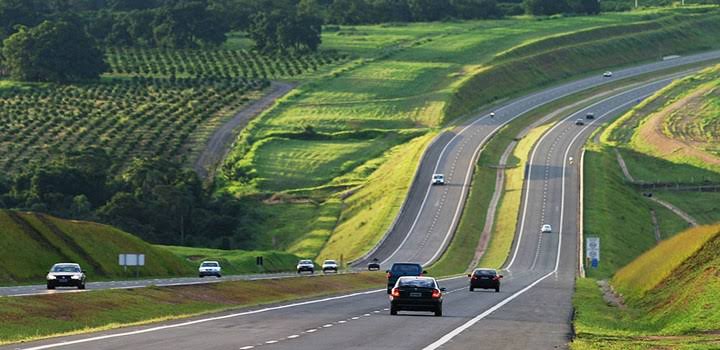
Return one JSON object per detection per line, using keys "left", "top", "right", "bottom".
{"left": 422, "top": 83, "right": 669, "bottom": 350}
{"left": 16, "top": 289, "right": 383, "bottom": 350}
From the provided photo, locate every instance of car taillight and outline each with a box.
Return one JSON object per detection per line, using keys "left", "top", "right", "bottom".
{"left": 493, "top": 276, "right": 500, "bottom": 281}
{"left": 386, "top": 272, "right": 392, "bottom": 279}
{"left": 432, "top": 289, "right": 442, "bottom": 299}
{"left": 391, "top": 288, "right": 400, "bottom": 297}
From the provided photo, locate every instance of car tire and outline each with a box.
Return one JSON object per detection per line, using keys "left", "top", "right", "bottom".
{"left": 390, "top": 307, "right": 397, "bottom": 315}
{"left": 47, "top": 283, "right": 55, "bottom": 290}
{"left": 387, "top": 288, "right": 392, "bottom": 294}
{"left": 435, "top": 306, "right": 443, "bottom": 317}
{"left": 469, "top": 286, "right": 474, "bottom": 292}
{"left": 495, "top": 287, "right": 500, "bottom": 293}
{"left": 199, "top": 275, "right": 204, "bottom": 278}
{"left": 78, "top": 283, "right": 85, "bottom": 290}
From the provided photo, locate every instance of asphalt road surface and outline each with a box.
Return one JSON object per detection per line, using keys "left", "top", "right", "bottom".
{"left": 4, "top": 53, "right": 720, "bottom": 350}
{"left": 351, "top": 50, "right": 720, "bottom": 269}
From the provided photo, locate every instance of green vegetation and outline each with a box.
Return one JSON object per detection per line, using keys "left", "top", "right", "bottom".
{"left": 0, "top": 272, "right": 386, "bottom": 345}
{"left": 0, "top": 210, "right": 192, "bottom": 284}
{"left": 224, "top": 11, "right": 683, "bottom": 261}
{"left": 161, "top": 246, "right": 298, "bottom": 274}
{"left": 106, "top": 48, "right": 345, "bottom": 79}
{"left": 572, "top": 224, "right": 720, "bottom": 349}
{"left": 654, "top": 191, "right": 720, "bottom": 225}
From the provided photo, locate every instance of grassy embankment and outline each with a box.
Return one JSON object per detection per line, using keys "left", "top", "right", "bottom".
{"left": 0, "top": 272, "right": 386, "bottom": 345}
{"left": 573, "top": 63, "right": 720, "bottom": 349}
{"left": 572, "top": 224, "right": 720, "bottom": 349}
{"left": 222, "top": 10, "right": 705, "bottom": 264}
{"left": 0, "top": 210, "right": 299, "bottom": 284}
{"left": 430, "top": 10, "right": 720, "bottom": 275}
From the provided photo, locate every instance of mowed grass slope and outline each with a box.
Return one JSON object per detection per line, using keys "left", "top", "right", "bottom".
{"left": 572, "top": 224, "right": 720, "bottom": 349}
{"left": 161, "top": 246, "right": 299, "bottom": 274}
{"left": 223, "top": 11, "right": 689, "bottom": 262}
{"left": 0, "top": 210, "right": 193, "bottom": 283}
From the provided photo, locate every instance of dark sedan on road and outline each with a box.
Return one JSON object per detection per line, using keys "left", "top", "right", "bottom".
{"left": 468, "top": 268, "right": 502, "bottom": 292}
{"left": 386, "top": 262, "right": 426, "bottom": 293}
{"left": 46, "top": 263, "right": 86, "bottom": 290}
{"left": 389, "top": 276, "right": 445, "bottom": 316}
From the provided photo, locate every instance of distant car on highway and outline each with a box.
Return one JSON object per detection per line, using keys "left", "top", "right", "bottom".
{"left": 389, "top": 276, "right": 445, "bottom": 316}
{"left": 586, "top": 112, "right": 594, "bottom": 119}
{"left": 468, "top": 268, "right": 503, "bottom": 292}
{"left": 541, "top": 224, "right": 553, "bottom": 233}
{"left": 432, "top": 174, "right": 445, "bottom": 185}
{"left": 46, "top": 263, "right": 86, "bottom": 290}
{"left": 575, "top": 119, "right": 585, "bottom": 126}
{"left": 297, "top": 259, "right": 314, "bottom": 274}
{"left": 603, "top": 71, "right": 613, "bottom": 77}
{"left": 368, "top": 259, "right": 381, "bottom": 271}
{"left": 386, "top": 262, "right": 426, "bottom": 293}
{"left": 198, "top": 261, "right": 222, "bottom": 278}
{"left": 322, "top": 260, "right": 338, "bottom": 273}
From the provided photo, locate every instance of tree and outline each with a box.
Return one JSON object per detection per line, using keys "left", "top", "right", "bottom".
{"left": 0, "top": 0, "right": 43, "bottom": 39}
{"left": 523, "top": 0, "right": 569, "bottom": 15}
{"left": 2, "top": 20, "right": 108, "bottom": 82}
{"left": 408, "top": 0, "right": 451, "bottom": 21}
{"left": 248, "top": 4, "right": 323, "bottom": 53}
{"left": 568, "top": 0, "right": 599, "bottom": 14}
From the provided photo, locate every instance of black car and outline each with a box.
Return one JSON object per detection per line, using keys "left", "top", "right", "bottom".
{"left": 468, "top": 268, "right": 502, "bottom": 292}
{"left": 390, "top": 276, "right": 445, "bottom": 316}
{"left": 386, "top": 262, "right": 426, "bottom": 293}
{"left": 46, "top": 263, "right": 86, "bottom": 289}
{"left": 575, "top": 119, "right": 585, "bottom": 126}
{"left": 586, "top": 112, "right": 595, "bottom": 119}
{"left": 368, "top": 259, "right": 380, "bottom": 271}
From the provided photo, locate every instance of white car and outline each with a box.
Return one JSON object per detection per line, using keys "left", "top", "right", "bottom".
{"left": 541, "top": 224, "right": 552, "bottom": 233}
{"left": 322, "top": 260, "right": 338, "bottom": 273}
{"left": 603, "top": 71, "right": 613, "bottom": 77}
{"left": 198, "top": 261, "right": 222, "bottom": 277}
{"left": 297, "top": 259, "right": 314, "bottom": 274}
{"left": 432, "top": 174, "right": 445, "bottom": 185}
{"left": 47, "top": 263, "right": 86, "bottom": 289}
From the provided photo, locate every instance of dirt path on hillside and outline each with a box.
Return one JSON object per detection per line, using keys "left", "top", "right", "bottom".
{"left": 614, "top": 149, "right": 636, "bottom": 183}
{"left": 637, "top": 86, "right": 720, "bottom": 167}
{"left": 194, "top": 81, "right": 295, "bottom": 179}
{"left": 648, "top": 196, "right": 699, "bottom": 227}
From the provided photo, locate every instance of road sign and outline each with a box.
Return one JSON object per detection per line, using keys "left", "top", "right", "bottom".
{"left": 586, "top": 236, "right": 600, "bottom": 262}
{"left": 119, "top": 254, "right": 145, "bottom": 266}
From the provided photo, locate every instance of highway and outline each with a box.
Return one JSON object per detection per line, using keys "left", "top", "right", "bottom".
{"left": 4, "top": 52, "right": 720, "bottom": 350}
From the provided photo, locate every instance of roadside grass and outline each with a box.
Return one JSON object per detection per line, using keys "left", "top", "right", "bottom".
{"left": 616, "top": 148, "right": 720, "bottom": 183}
{"left": 0, "top": 210, "right": 193, "bottom": 284}
{"left": 221, "top": 12, "right": 672, "bottom": 261}
{"left": 572, "top": 224, "right": 720, "bottom": 349}
{"left": 583, "top": 146, "right": 662, "bottom": 279}
{"left": 160, "top": 246, "right": 299, "bottom": 274}
{"left": 654, "top": 191, "right": 720, "bottom": 225}
{"left": 318, "top": 133, "right": 437, "bottom": 264}
{"left": 0, "top": 272, "right": 387, "bottom": 345}
{"left": 612, "top": 223, "right": 720, "bottom": 301}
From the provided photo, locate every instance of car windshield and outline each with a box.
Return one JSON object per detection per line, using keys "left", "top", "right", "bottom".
{"left": 299, "top": 260, "right": 312, "bottom": 264}
{"left": 399, "top": 279, "right": 434, "bottom": 288}
{"left": 324, "top": 260, "right": 336, "bottom": 264}
{"left": 201, "top": 262, "right": 218, "bottom": 267}
{"left": 474, "top": 269, "right": 496, "bottom": 276}
{"left": 392, "top": 264, "right": 422, "bottom": 274}
{"left": 52, "top": 265, "right": 80, "bottom": 273}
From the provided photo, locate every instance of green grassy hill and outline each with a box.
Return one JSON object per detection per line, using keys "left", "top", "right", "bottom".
{"left": 573, "top": 224, "right": 720, "bottom": 349}
{"left": 0, "top": 210, "right": 193, "bottom": 283}
{"left": 222, "top": 9, "right": 719, "bottom": 264}
{"left": 162, "top": 246, "right": 299, "bottom": 274}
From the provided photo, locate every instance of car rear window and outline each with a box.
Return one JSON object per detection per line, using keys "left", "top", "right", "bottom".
{"left": 474, "top": 269, "right": 496, "bottom": 276}
{"left": 201, "top": 262, "right": 218, "bottom": 267}
{"left": 52, "top": 265, "right": 80, "bottom": 273}
{"left": 300, "top": 260, "right": 312, "bottom": 264}
{"left": 399, "top": 279, "right": 434, "bottom": 288}
{"left": 391, "top": 264, "right": 422, "bottom": 274}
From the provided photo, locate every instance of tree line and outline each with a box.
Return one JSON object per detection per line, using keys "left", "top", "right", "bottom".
{"left": 0, "top": 148, "right": 262, "bottom": 249}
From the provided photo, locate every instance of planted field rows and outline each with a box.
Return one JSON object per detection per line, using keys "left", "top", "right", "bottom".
{"left": 106, "top": 48, "right": 347, "bottom": 79}
{"left": 0, "top": 77, "right": 266, "bottom": 173}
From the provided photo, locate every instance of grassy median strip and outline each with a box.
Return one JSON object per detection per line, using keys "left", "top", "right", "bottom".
{"left": 0, "top": 272, "right": 386, "bottom": 345}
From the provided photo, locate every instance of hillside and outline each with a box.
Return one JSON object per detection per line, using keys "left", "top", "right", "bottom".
{"left": 0, "top": 210, "right": 193, "bottom": 283}
{"left": 573, "top": 224, "right": 720, "bottom": 349}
